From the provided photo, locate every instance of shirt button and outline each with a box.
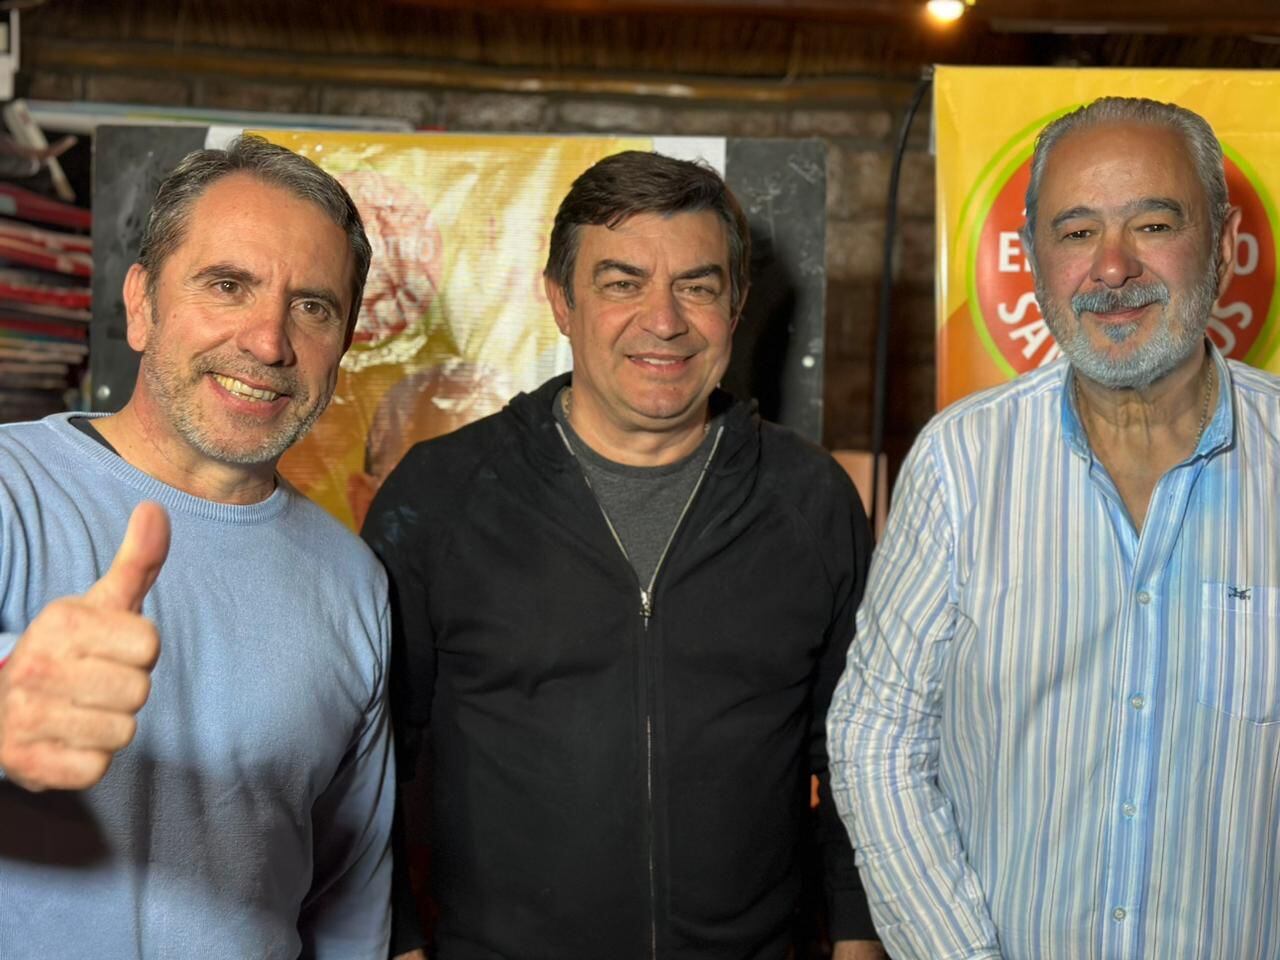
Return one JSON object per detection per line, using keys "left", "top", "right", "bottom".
{"left": 1113, "top": 907, "right": 1127, "bottom": 921}
{"left": 1130, "top": 694, "right": 1146, "bottom": 710}
{"left": 1122, "top": 802, "right": 1137, "bottom": 818}
{"left": 1136, "top": 590, "right": 1152, "bottom": 605}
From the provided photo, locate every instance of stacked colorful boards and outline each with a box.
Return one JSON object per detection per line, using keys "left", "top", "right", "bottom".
{"left": 0, "top": 181, "right": 91, "bottom": 423}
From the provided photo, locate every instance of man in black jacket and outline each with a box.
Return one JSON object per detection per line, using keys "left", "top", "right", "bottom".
{"left": 364, "top": 150, "right": 883, "bottom": 960}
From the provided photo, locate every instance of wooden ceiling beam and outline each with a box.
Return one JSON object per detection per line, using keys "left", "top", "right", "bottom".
{"left": 22, "top": 37, "right": 923, "bottom": 104}
{"left": 386, "top": 0, "right": 911, "bottom": 21}
{"left": 983, "top": 17, "right": 1280, "bottom": 37}
{"left": 977, "top": 0, "right": 1278, "bottom": 19}
{"left": 383, "top": 0, "right": 1280, "bottom": 35}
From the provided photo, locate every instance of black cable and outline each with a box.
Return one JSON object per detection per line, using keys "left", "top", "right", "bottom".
{"left": 869, "top": 65, "right": 934, "bottom": 536}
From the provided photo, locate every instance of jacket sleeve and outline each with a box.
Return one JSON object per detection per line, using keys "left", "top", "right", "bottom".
{"left": 825, "top": 434, "right": 1002, "bottom": 960}
{"left": 297, "top": 592, "right": 396, "bottom": 959}
{"left": 811, "top": 460, "right": 877, "bottom": 942}
{"left": 362, "top": 458, "right": 440, "bottom": 956}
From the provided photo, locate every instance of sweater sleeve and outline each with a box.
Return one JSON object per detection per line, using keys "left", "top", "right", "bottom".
{"left": 297, "top": 592, "right": 396, "bottom": 959}
{"left": 811, "top": 460, "right": 878, "bottom": 942}
{"left": 825, "top": 435, "right": 1002, "bottom": 959}
{"left": 1, "top": 469, "right": 24, "bottom": 775}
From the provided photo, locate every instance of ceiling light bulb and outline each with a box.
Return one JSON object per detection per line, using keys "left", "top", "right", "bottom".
{"left": 926, "top": 0, "right": 967, "bottom": 23}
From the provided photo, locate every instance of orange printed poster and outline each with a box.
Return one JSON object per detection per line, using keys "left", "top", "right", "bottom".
{"left": 252, "top": 132, "right": 656, "bottom": 530}
{"left": 934, "top": 66, "right": 1280, "bottom": 409}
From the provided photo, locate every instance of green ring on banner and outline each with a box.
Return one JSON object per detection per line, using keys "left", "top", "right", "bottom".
{"left": 964, "top": 146, "right": 1036, "bottom": 379}
{"left": 954, "top": 106, "right": 1072, "bottom": 243}
{"left": 1222, "top": 141, "right": 1280, "bottom": 368}
{"left": 959, "top": 106, "right": 1078, "bottom": 378}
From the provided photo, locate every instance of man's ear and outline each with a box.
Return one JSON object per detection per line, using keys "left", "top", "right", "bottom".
{"left": 122, "top": 263, "right": 153, "bottom": 353}
{"left": 1216, "top": 205, "right": 1244, "bottom": 299}
{"left": 544, "top": 275, "right": 572, "bottom": 337}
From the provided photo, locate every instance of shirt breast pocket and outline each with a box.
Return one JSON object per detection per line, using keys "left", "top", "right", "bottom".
{"left": 1197, "top": 581, "right": 1280, "bottom": 725}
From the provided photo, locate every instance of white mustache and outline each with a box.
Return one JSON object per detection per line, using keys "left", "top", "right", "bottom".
{"left": 1071, "top": 282, "right": 1170, "bottom": 317}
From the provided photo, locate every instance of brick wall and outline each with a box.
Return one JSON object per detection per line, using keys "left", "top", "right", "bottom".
{"left": 20, "top": 66, "right": 937, "bottom": 457}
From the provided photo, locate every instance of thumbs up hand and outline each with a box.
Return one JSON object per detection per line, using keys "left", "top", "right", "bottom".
{"left": 0, "top": 502, "right": 170, "bottom": 792}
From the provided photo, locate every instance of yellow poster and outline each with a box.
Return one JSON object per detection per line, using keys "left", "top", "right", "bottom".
{"left": 935, "top": 67, "right": 1280, "bottom": 409}
{"left": 254, "top": 132, "right": 651, "bottom": 529}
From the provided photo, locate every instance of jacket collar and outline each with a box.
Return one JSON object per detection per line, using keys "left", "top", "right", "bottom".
{"left": 509, "top": 373, "right": 760, "bottom": 473}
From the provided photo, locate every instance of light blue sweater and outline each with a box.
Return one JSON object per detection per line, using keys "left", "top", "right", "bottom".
{"left": 0, "top": 413, "right": 394, "bottom": 959}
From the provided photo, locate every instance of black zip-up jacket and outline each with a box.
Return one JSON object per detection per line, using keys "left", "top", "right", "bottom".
{"left": 363, "top": 374, "right": 876, "bottom": 959}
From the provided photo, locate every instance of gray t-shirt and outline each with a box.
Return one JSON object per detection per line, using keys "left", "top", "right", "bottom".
{"left": 553, "top": 387, "right": 719, "bottom": 590}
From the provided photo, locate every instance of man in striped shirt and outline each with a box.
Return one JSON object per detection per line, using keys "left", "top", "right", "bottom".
{"left": 828, "top": 96, "right": 1280, "bottom": 960}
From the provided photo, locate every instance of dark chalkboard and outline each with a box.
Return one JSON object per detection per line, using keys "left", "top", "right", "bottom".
{"left": 723, "top": 138, "right": 827, "bottom": 443}
{"left": 90, "top": 125, "right": 207, "bottom": 413}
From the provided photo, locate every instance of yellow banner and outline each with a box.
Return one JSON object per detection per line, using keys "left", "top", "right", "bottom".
{"left": 254, "top": 132, "right": 651, "bottom": 529}
{"left": 935, "top": 67, "right": 1280, "bottom": 408}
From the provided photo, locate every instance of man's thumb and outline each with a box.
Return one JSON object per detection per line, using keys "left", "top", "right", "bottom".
{"left": 84, "top": 501, "right": 171, "bottom": 612}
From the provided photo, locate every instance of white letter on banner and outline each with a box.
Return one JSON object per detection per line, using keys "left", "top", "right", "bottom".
{"left": 1207, "top": 315, "right": 1239, "bottom": 355}
{"left": 998, "top": 232, "right": 1025, "bottom": 273}
{"left": 998, "top": 291, "right": 1039, "bottom": 325}
{"left": 1010, "top": 319, "right": 1052, "bottom": 358}
{"left": 1235, "top": 233, "right": 1259, "bottom": 277}
{"left": 1213, "top": 299, "right": 1253, "bottom": 331}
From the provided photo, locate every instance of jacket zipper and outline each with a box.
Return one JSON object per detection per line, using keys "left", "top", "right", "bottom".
{"left": 557, "top": 422, "right": 724, "bottom": 959}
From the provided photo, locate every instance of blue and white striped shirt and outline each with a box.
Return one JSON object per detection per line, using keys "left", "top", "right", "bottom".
{"left": 827, "top": 348, "right": 1280, "bottom": 960}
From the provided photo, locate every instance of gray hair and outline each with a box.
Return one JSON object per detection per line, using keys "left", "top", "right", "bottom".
{"left": 1022, "top": 97, "right": 1231, "bottom": 268}
{"left": 138, "top": 134, "right": 372, "bottom": 330}
{"left": 544, "top": 150, "right": 751, "bottom": 318}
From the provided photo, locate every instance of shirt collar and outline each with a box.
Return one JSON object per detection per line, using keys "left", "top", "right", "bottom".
{"left": 1060, "top": 363, "right": 1090, "bottom": 459}
{"left": 1197, "top": 342, "right": 1234, "bottom": 457}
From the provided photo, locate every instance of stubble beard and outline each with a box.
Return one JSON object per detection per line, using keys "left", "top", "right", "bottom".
{"left": 1037, "top": 259, "right": 1220, "bottom": 390}
{"left": 141, "top": 322, "right": 332, "bottom": 467}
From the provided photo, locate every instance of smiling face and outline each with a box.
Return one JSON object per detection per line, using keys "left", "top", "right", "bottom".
{"left": 545, "top": 209, "right": 738, "bottom": 460}
{"left": 1030, "top": 121, "right": 1239, "bottom": 389}
{"left": 124, "top": 172, "right": 355, "bottom": 469}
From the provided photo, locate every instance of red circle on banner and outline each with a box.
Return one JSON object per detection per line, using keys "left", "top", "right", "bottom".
{"left": 972, "top": 155, "right": 1275, "bottom": 374}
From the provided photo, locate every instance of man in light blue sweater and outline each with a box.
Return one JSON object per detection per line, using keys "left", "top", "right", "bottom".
{"left": 0, "top": 135, "right": 394, "bottom": 958}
